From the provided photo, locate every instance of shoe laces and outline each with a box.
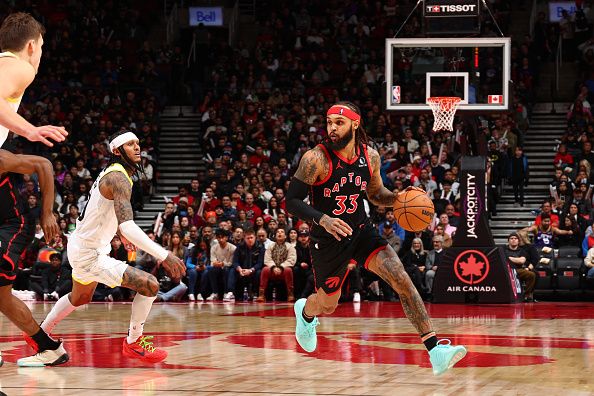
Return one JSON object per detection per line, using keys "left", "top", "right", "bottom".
{"left": 137, "top": 336, "right": 156, "bottom": 353}
{"left": 304, "top": 318, "right": 319, "bottom": 337}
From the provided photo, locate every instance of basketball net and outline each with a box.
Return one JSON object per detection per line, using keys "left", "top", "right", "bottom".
{"left": 427, "top": 97, "right": 461, "bottom": 132}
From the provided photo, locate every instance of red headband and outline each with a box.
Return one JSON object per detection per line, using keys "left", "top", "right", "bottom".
{"left": 326, "top": 105, "right": 361, "bottom": 122}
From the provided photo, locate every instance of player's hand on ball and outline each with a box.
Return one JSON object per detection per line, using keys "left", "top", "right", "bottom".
{"left": 41, "top": 213, "right": 60, "bottom": 244}
{"left": 320, "top": 215, "right": 353, "bottom": 241}
{"left": 163, "top": 251, "right": 186, "bottom": 279}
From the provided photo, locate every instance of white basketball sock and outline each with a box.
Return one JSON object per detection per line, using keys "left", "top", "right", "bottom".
{"left": 41, "top": 294, "right": 77, "bottom": 334}
{"left": 127, "top": 293, "right": 156, "bottom": 344}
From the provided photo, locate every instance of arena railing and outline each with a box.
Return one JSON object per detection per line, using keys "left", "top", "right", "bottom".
{"left": 166, "top": 2, "right": 180, "bottom": 45}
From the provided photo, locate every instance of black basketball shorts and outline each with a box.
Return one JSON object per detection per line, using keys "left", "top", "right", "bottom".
{"left": 0, "top": 216, "right": 33, "bottom": 287}
{"left": 310, "top": 223, "right": 388, "bottom": 295}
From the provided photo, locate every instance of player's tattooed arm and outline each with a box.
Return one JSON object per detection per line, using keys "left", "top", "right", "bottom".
{"left": 365, "top": 147, "right": 397, "bottom": 207}
{"left": 293, "top": 146, "right": 328, "bottom": 185}
{"left": 101, "top": 172, "right": 133, "bottom": 224}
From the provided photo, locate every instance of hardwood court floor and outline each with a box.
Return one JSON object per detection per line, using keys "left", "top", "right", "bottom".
{"left": 1, "top": 301, "right": 593, "bottom": 396}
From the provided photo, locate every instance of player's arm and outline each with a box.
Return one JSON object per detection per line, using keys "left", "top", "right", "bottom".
{"left": 0, "top": 149, "right": 59, "bottom": 242}
{"left": 286, "top": 147, "right": 352, "bottom": 240}
{"left": 0, "top": 61, "right": 67, "bottom": 146}
{"left": 365, "top": 147, "right": 398, "bottom": 207}
{"left": 101, "top": 172, "right": 185, "bottom": 278}
{"left": 286, "top": 147, "right": 325, "bottom": 224}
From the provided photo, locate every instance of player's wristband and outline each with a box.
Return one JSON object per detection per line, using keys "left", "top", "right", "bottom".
{"left": 119, "top": 220, "right": 168, "bottom": 261}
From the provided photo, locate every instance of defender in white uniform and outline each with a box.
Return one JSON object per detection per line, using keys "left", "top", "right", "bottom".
{"left": 19, "top": 131, "right": 186, "bottom": 366}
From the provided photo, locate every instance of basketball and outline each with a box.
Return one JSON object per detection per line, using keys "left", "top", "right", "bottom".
{"left": 393, "top": 190, "right": 435, "bottom": 232}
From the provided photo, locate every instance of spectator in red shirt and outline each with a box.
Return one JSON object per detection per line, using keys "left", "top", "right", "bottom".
{"left": 238, "top": 193, "right": 263, "bottom": 223}
{"left": 554, "top": 144, "right": 574, "bottom": 169}
{"left": 172, "top": 185, "right": 195, "bottom": 207}
{"left": 202, "top": 186, "right": 221, "bottom": 212}
{"left": 534, "top": 200, "right": 560, "bottom": 227}
{"left": 274, "top": 187, "right": 287, "bottom": 212}
{"left": 249, "top": 146, "right": 268, "bottom": 167}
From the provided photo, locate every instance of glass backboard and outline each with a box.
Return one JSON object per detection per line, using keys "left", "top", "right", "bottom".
{"left": 385, "top": 37, "right": 511, "bottom": 112}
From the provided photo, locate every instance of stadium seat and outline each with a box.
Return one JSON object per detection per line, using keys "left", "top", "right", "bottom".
{"left": 534, "top": 261, "right": 555, "bottom": 291}
{"left": 557, "top": 246, "right": 581, "bottom": 258}
{"left": 555, "top": 257, "right": 585, "bottom": 291}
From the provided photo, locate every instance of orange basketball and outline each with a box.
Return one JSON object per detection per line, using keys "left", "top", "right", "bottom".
{"left": 393, "top": 189, "right": 435, "bottom": 232}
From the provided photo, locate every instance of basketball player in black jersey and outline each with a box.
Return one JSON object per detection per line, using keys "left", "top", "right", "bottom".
{"left": 0, "top": 149, "right": 67, "bottom": 366}
{"left": 286, "top": 102, "right": 466, "bottom": 375}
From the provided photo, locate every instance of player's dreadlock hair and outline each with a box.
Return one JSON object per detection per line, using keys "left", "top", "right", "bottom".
{"left": 107, "top": 130, "right": 145, "bottom": 176}
{"left": 333, "top": 101, "right": 370, "bottom": 147}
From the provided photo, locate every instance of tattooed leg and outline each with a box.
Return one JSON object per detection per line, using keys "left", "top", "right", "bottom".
{"left": 366, "top": 247, "right": 433, "bottom": 335}
{"left": 121, "top": 266, "right": 159, "bottom": 297}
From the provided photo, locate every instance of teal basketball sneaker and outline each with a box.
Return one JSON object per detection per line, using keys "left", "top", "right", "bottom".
{"left": 429, "top": 339, "right": 467, "bottom": 375}
{"left": 294, "top": 298, "right": 319, "bottom": 353}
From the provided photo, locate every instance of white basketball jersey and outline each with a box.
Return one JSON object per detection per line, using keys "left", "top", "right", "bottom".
{"left": 0, "top": 52, "right": 23, "bottom": 148}
{"left": 71, "top": 163, "right": 133, "bottom": 251}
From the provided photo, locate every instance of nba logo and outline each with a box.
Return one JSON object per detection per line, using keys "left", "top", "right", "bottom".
{"left": 488, "top": 95, "right": 503, "bottom": 104}
{"left": 392, "top": 86, "right": 401, "bottom": 104}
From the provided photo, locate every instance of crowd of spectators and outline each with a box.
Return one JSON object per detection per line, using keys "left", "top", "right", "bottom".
{"left": 7, "top": 1, "right": 594, "bottom": 302}
{"left": 511, "top": 2, "right": 594, "bottom": 293}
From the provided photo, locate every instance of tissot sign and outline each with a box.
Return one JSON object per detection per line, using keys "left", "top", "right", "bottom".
{"left": 433, "top": 157, "right": 522, "bottom": 303}
{"left": 424, "top": 0, "right": 480, "bottom": 17}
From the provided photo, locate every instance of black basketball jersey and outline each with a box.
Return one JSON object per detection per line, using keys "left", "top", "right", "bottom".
{"left": 309, "top": 143, "right": 373, "bottom": 240}
{"left": 0, "top": 173, "right": 29, "bottom": 224}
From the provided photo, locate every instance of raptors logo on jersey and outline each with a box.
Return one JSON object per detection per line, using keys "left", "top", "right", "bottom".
{"left": 309, "top": 142, "right": 373, "bottom": 239}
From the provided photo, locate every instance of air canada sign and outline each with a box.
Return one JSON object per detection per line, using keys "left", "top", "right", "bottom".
{"left": 448, "top": 250, "right": 496, "bottom": 292}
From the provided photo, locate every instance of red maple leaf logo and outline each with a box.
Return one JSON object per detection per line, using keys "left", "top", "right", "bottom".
{"left": 454, "top": 250, "right": 490, "bottom": 285}
{"left": 459, "top": 254, "right": 484, "bottom": 277}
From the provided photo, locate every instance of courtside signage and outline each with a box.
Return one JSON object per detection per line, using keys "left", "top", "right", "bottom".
{"left": 189, "top": 7, "right": 223, "bottom": 26}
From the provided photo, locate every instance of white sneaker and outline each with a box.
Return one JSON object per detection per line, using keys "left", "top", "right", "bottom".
{"left": 188, "top": 294, "right": 195, "bottom": 301}
{"left": 17, "top": 342, "right": 69, "bottom": 367}
{"left": 50, "top": 291, "right": 59, "bottom": 300}
{"left": 205, "top": 293, "right": 217, "bottom": 301}
{"left": 223, "top": 292, "right": 235, "bottom": 302}
{"left": 353, "top": 292, "right": 361, "bottom": 303}
{"left": 0, "top": 350, "right": 3, "bottom": 367}
{"left": 196, "top": 294, "right": 204, "bottom": 301}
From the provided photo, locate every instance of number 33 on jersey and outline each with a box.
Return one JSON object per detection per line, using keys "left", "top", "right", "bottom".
{"left": 309, "top": 143, "right": 372, "bottom": 226}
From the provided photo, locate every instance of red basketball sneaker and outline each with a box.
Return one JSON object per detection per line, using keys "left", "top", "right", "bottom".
{"left": 122, "top": 335, "right": 168, "bottom": 363}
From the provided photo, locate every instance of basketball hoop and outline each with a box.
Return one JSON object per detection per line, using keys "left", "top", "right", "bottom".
{"left": 427, "top": 97, "right": 461, "bottom": 132}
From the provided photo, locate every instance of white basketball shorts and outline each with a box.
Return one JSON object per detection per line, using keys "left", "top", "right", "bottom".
{"left": 67, "top": 237, "right": 128, "bottom": 288}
